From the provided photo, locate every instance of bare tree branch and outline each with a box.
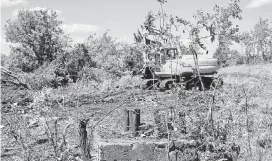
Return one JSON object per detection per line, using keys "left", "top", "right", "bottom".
{"left": 1, "top": 66, "right": 30, "bottom": 89}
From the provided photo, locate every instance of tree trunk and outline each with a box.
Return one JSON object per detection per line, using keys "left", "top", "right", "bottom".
{"left": 79, "top": 119, "right": 92, "bottom": 161}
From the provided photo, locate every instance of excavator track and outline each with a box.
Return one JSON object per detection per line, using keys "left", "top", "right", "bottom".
{"left": 141, "top": 75, "right": 223, "bottom": 91}
{"left": 140, "top": 79, "right": 159, "bottom": 90}
{"left": 159, "top": 79, "right": 177, "bottom": 90}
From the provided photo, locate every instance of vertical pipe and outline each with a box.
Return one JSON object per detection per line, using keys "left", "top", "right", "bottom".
{"left": 124, "top": 109, "right": 129, "bottom": 132}
{"left": 124, "top": 109, "right": 141, "bottom": 136}
{"left": 135, "top": 109, "right": 141, "bottom": 135}
{"left": 129, "top": 110, "right": 134, "bottom": 133}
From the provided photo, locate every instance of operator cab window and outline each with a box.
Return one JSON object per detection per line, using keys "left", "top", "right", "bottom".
{"left": 164, "top": 48, "right": 178, "bottom": 60}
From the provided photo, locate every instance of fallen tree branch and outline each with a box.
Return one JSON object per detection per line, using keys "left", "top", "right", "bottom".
{"left": 1, "top": 66, "right": 30, "bottom": 89}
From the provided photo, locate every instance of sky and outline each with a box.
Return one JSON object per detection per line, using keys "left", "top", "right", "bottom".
{"left": 1, "top": 0, "right": 272, "bottom": 55}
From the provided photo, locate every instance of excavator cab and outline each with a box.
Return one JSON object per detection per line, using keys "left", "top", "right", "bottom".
{"left": 141, "top": 47, "right": 179, "bottom": 80}
{"left": 160, "top": 47, "right": 179, "bottom": 64}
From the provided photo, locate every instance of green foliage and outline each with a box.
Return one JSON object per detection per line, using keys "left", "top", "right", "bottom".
{"left": 177, "top": 0, "right": 242, "bottom": 52}
{"left": 85, "top": 32, "right": 144, "bottom": 75}
{"left": 136, "top": 0, "right": 242, "bottom": 62}
{"left": 240, "top": 18, "right": 272, "bottom": 63}
{"left": 51, "top": 32, "right": 143, "bottom": 85}
{"left": 213, "top": 47, "right": 229, "bottom": 62}
{"left": 1, "top": 54, "right": 11, "bottom": 67}
{"left": 85, "top": 32, "right": 126, "bottom": 73}
{"left": 123, "top": 46, "right": 144, "bottom": 72}
{"left": 4, "top": 8, "right": 70, "bottom": 72}
{"left": 55, "top": 43, "right": 96, "bottom": 83}
{"left": 3, "top": 8, "right": 143, "bottom": 90}
{"left": 133, "top": 29, "right": 144, "bottom": 43}
{"left": 226, "top": 49, "right": 245, "bottom": 65}
{"left": 214, "top": 47, "right": 245, "bottom": 67}
{"left": 143, "top": 11, "right": 157, "bottom": 34}
{"left": 26, "top": 63, "right": 60, "bottom": 90}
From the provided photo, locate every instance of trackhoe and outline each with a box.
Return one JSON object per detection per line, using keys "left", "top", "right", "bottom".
{"left": 141, "top": 45, "right": 223, "bottom": 90}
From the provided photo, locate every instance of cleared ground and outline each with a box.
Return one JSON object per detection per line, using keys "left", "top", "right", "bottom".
{"left": 1, "top": 64, "right": 272, "bottom": 161}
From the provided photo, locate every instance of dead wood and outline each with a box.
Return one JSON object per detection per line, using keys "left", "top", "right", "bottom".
{"left": 1, "top": 66, "right": 30, "bottom": 89}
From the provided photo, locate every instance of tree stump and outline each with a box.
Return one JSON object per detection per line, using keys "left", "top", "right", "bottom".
{"left": 178, "top": 112, "right": 186, "bottom": 134}
{"left": 79, "top": 119, "right": 92, "bottom": 161}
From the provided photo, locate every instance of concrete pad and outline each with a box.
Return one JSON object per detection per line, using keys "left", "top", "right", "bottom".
{"left": 98, "top": 139, "right": 199, "bottom": 161}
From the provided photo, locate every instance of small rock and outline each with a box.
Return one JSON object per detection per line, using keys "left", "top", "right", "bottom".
{"left": 140, "top": 134, "right": 146, "bottom": 137}
{"left": 68, "top": 155, "right": 74, "bottom": 160}
{"left": 188, "top": 140, "right": 198, "bottom": 147}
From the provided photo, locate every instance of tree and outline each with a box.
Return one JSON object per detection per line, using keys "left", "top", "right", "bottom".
{"left": 124, "top": 46, "right": 144, "bottom": 73}
{"left": 4, "top": 8, "right": 70, "bottom": 72}
{"left": 253, "top": 18, "right": 272, "bottom": 61}
{"left": 240, "top": 18, "right": 272, "bottom": 63}
{"left": 85, "top": 32, "right": 129, "bottom": 75}
{"left": 136, "top": 0, "right": 242, "bottom": 58}
{"left": 54, "top": 32, "right": 140, "bottom": 84}
{"left": 176, "top": 0, "right": 242, "bottom": 56}
{"left": 214, "top": 47, "right": 244, "bottom": 66}
{"left": 55, "top": 43, "right": 96, "bottom": 83}
{"left": 240, "top": 31, "right": 255, "bottom": 63}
